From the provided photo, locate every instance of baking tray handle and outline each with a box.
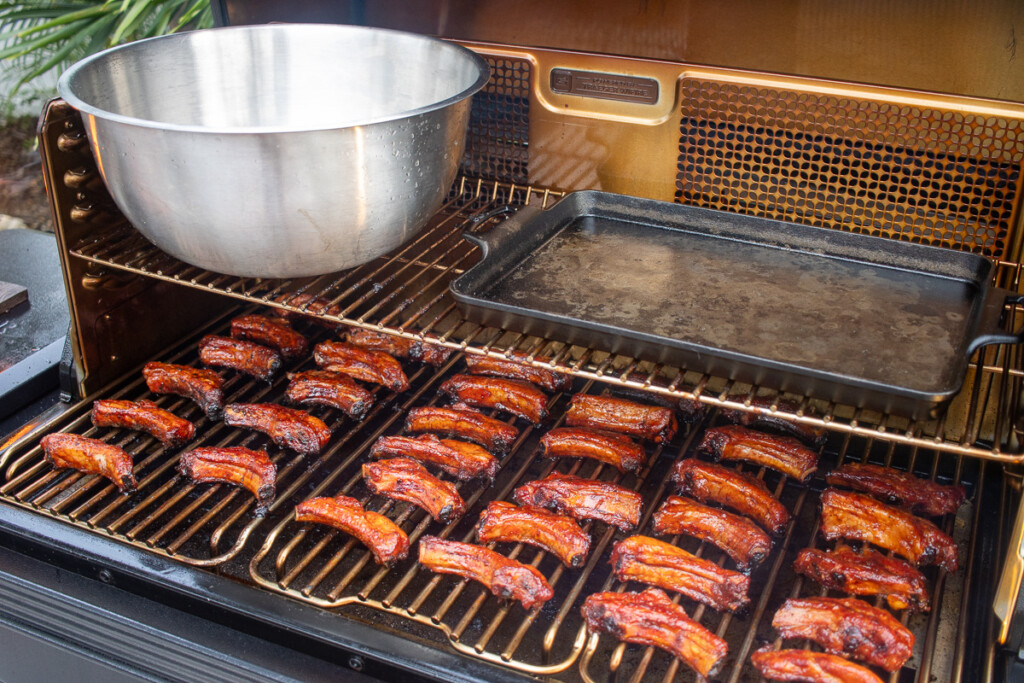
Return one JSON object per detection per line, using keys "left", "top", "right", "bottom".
{"left": 462, "top": 204, "right": 546, "bottom": 260}
{"left": 967, "top": 289, "right": 1024, "bottom": 353}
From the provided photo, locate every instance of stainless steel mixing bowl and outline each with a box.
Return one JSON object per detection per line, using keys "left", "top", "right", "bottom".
{"left": 57, "top": 24, "right": 489, "bottom": 278}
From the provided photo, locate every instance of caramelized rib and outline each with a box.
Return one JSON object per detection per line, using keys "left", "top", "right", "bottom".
{"left": 794, "top": 545, "right": 930, "bottom": 612}
{"left": 418, "top": 536, "right": 553, "bottom": 609}
{"left": 751, "top": 648, "right": 884, "bottom": 683}
{"left": 285, "top": 370, "right": 375, "bottom": 419}
{"left": 313, "top": 341, "right": 409, "bottom": 392}
{"left": 230, "top": 314, "right": 308, "bottom": 362}
{"left": 611, "top": 535, "right": 750, "bottom": 613}
{"left": 827, "top": 462, "right": 967, "bottom": 517}
{"left": 512, "top": 473, "right": 642, "bottom": 531}
{"left": 362, "top": 458, "right": 466, "bottom": 524}
{"left": 581, "top": 589, "right": 728, "bottom": 678}
{"left": 772, "top": 597, "right": 914, "bottom": 672}
{"left": 820, "top": 488, "right": 959, "bottom": 571}
{"left": 370, "top": 434, "right": 498, "bottom": 480}
{"left": 652, "top": 495, "right": 772, "bottom": 572}
{"left": 222, "top": 403, "right": 332, "bottom": 455}
{"left": 344, "top": 327, "right": 452, "bottom": 366}
{"left": 404, "top": 405, "right": 519, "bottom": 456}
{"left": 178, "top": 446, "right": 275, "bottom": 515}
{"left": 439, "top": 374, "right": 550, "bottom": 425}
{"left": 476, "top": 501, "right": 591, "bottom": 568}
{"left": 91, "top": 399, "right": 194, "bottom": 448}
{"left": 540, "top": 427, "right": 646, "bottom": 474}
{"left": 567, "top": 393, "right": 678, "bottom": 443}
{"left": 720, "top": 395, "right": 828, "bottom": 448}
{"left": 672, "top": 459, "right": 790, "bottom": 536}
{"left": 698, "top": 425, "right": 818, "bottom": 482}
{"left": 143, "top": 362, "right": 225, "bottom": 420}
{"left": 464, "top": 352, "right": 570, "bottom": 392}
{"left": 40, "top": 433, "right": 136, "bottom": 494}
{"left": 295, "top": 495, "right": 409, "bottom": 565}
{"left": 198, "top": 334, "right": 281, "bottom": 382}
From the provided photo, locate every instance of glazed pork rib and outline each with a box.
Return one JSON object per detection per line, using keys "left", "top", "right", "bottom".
{"left": 751, "top": 648, "right": 884, "bottom": 683}
{"left": 697, "top": 424, "right": 818, "bottom": 482}
{"left": 772, "top": 596, "right": 914, "bottom": 672}
{"left": 464, "top": 352, "right": 570, "bottom": 393}
{"left": 793, "top": 545, "right": 930, "bottom": 612}
{"left": 178, "top": 446, "right": 276, "bottom": 515}
{"left": 652, "top": 495, "right": 772, "bottom": 572}
{"left": 143, "top": 362, "right": 225, "bottom": 420}
{"left": 344, "top": 327, "right": 452, "bottom": 367}
{"left": 295, "top": 494, "right": 409, "bottom": 565}
{"left": 313, "top": 341, "right": 409, "bottom": 392}
{"left": 540, "top": 427, "right": 646, "bottom": 474}
{"left": 369, "top": 434, "right": 498, "bottom": 481}
{"left": 476, "top": 501, "right": 591, "bottom": 568}
{"left": 439, "top": 374, "right": 551, "bottom": 425}
{"left": 611, "top": 535, "right": 750, "bottom": 613}
{"left": 230, "top": 314, "right": 308, "bottom": 362}
{"left": 285, "top": 370, "right": 375, "bottom": 419}
{"left": 671, "top": 459, "right": 790, "bottom": 536}
{"left": 222, "top": 403, "right": 332, "bottom": 455}
{"left": 40, "top": 433, "right": 136, "bottom": 494}
{"left": 404, "top": 405, "right": 519, "bottom": 456}
{"left": 362, "top": 458, "right": 466, "bottom": 524}
{"left": 719, "top": 394, "right": 828, "bottom": 448}
{"left": 91, "top": 399, "right": 195, "bottom": 448}
{"left": 826, "top": 462, "right": 967, "bottom": 517}
{"left": 581, "top": 588, "right": 728, "bottom": 678}
{"left": 198, "top": 334, "right": 282, "bottom": 382}
{"left": 417, "top": 536, "right": 553, "bottom": 610}
{"left": 512, "top": 473, "right": 642, "bottom": 531}
{"left": 566, "top": 393, "right": 678, "bottom": 443}
{"left": 820, "top": 488, "right": 959, "bottom": 571}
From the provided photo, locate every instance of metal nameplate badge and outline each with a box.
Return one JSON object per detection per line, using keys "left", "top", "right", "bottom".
{"left": 550, "top": 68, "right": 659, "bottom": 105}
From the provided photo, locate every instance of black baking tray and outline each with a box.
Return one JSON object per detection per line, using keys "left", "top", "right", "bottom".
{"left": 450, "top": 191, "right": 1023, "bottom": 419}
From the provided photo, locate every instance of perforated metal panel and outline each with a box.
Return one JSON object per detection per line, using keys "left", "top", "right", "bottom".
{"left": 461, "top": 55, "right": 531, "bottom": 184}
{"left": 675, "top": 79, "right": 1024, "bottom": 259}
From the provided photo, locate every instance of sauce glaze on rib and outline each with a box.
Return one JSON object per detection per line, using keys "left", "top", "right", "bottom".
{"left": 198, "top": 335, "right": 282, "bottom": 382}
{"left": 313, "top": 341, "right": 409, "bottom": 392}
{"left": 222, "top": 403, "right": 332, "bottom": 455}
{"left": 826, "top": 462, "right": 967, "bottom": 517}
{"left": 91, "top": 399, "right": 194, "bottom": 448}
{"left": 652, "top": 495, "right": 772, "bottom": 572}
{"left": 285, "top": 370, "right": 375, "bottom": 419}
{"left": 751, "top": 648, "right": 884, "bottom": 683}
{"left": 439, "top": 374, "right": 551, "bottom": 425}
{"left": 512, "top": 473, "right": 642, "bottom": 531}
{"left": 698, "top": 425, "right": 818, "bottom": 481}
{"left": 362, "top": 458, "right": 465, "bottom": 524}
{"left": 793, "top": 545, "right": 930, "bottom": 612}
{"left": 566, "top": 393, "right": 678, "bottom": 443}
{"left": 404, "top": 405, "right": 519, "bottom": 456}
{"left": 476, "top": 501, "right": 591, "bottom": 568}
{"left": 671, "top": 459, "right": 790, "bottom": 536}
{"left": 540, "top": 427, "right": 646, "bottom": 473}
{"left": 143, "top": 362, "right": 225, "bottom": 420}
{"left": 40, "top": 433, "right": 136, "bottom": 494}
{"left": 230, "top": 314, "right": 308, "bottom": 362}
{"left": 178, "top": 446, "right": 276, "bottom": 515}
{"left": 370, "top": 434, "right": 498, "bottom": 480}
{"left": 295, "top": 495, "right": 409, "bottom": 564}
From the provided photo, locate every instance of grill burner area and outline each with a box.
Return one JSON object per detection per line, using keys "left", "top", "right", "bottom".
{"left": 0, "top": 309, "right": 992, "bottom": 681}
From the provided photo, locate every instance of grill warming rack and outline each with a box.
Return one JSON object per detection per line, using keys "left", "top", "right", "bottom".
{"left": 0, "top": 309, "right": 993, "bottom": 681}
{"left": 65, "top": 177, "right": 1024, "bottom": 463}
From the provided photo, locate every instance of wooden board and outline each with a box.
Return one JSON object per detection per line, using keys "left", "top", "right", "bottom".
{"left": 0, "top": 280, "right": 28, "bottom": 315}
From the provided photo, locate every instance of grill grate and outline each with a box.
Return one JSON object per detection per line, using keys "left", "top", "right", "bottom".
{"left": 64, "top": 178, "right": 1024, "bottom": 463}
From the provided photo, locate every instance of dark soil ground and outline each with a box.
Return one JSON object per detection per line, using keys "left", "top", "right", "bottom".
{"left": 0, "top": 115, "right": 51, "bottom": 231}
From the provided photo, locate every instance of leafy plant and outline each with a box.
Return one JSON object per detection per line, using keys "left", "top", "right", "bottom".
{"left": 0, "top": 1, "right": 213, "bottom": 94}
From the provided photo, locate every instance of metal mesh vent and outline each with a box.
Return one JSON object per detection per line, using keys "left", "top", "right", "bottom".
{"left": 461, "top": 55, "right": 531, "bottom": 184}
{"left": 674, "top": 79, "right": 1024, "bottom": 259}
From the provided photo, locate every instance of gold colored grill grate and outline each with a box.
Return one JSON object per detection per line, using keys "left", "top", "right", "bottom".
{"left": 674, "top": 78, "right": 1024, "bottom": 259}
{"left": 64, "top": 178, "right": 1024, "bottom": 463}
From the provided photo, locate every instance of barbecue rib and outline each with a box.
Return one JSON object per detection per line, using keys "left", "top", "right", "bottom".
{"left": 404, "top": 405, "right": 519, "bottom": 456}
{"left": 313, "top": 341, "right": 409, "bottom": 392}
{"left": 751, "top": 648, "right": 884, "bottom": 683}
{"left": 540, "top": 427, "right": 646, "bottom": 474}
{"left": 294, "top": 495, "right": 409, "bottom": 565}
{"left": 285, "top": 370, "right": 375, "bottom": 419}
{"left": 464, "top": 352, "right": 570, "bottom": 392}
{"left": 581, "top": 589, "right": 728, "bottom": 678}
{"left": 230, "top": 314, "right": 308, "bottom": 362}
{"left": 820, "top": 488, "right": 959, "bottom": 571}
{"left": 198, "top": 334, "right": 282, "bottom": 382}
{"left": 40, "top": 433, "right": 136, "bottom": 494}
{"left": 369, "top": 434, "right": 498, "bottom": 480}
{"left": 512, "top": 473, "right": 642, "bottom": 531}
{"left": 719, "top": 395, "right": 828, "bottom": 448}
{"left": 417, "top": 536, "right": 554, "bottom": 610}
{"left": 143, "top": 362, "right": 225, "bottom": 420}
{"left": 362, "top": 458, "right": 466, "bottom": 524}
{"left": 826, "top": 462, "right": 967, "bottom": 517}
{"left": 476, "top": 501, "right": 591, "bottom": 568}
{"left": 611, "top": 535, "right": 750, "bottom": 613}
{"left": 697, "top": 425, "right": 818, "bottom": 482}
{"left": 91, "top": 399, "right": 195, "bottom": 448}
{"left": 344, "top": 327, "right": 452, "bottom": 367}
{"left": 671, "top": 459, "right": 790, "bottom": 536}
{"left": 439, "top": 374, "right": 550, "bottom": 425}
{"left": 772, "top": 596, "right": 914, "bottom": 672}
{"left": 178, "top": 446, "right": 276, "bottom": 515}
{"left": 794, "top": 545, "right": 930, "bottom": 612}
{"left": 222, "top": 403, "right": 332, "bottom": 455}
{"left": 566, "top": 393, "right": 678, "bottom": 443}
{"left": 652, "top": 495, "right": 772, "bottom": 572}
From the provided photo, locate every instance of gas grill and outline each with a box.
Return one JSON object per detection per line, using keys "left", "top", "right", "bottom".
{"left": 2, "top": 2, "right": 1024, "bottom": 681}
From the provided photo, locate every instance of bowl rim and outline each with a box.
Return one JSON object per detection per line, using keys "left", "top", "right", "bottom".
{"left": 56, "top": 23, "right": 491, "bottom": 135}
